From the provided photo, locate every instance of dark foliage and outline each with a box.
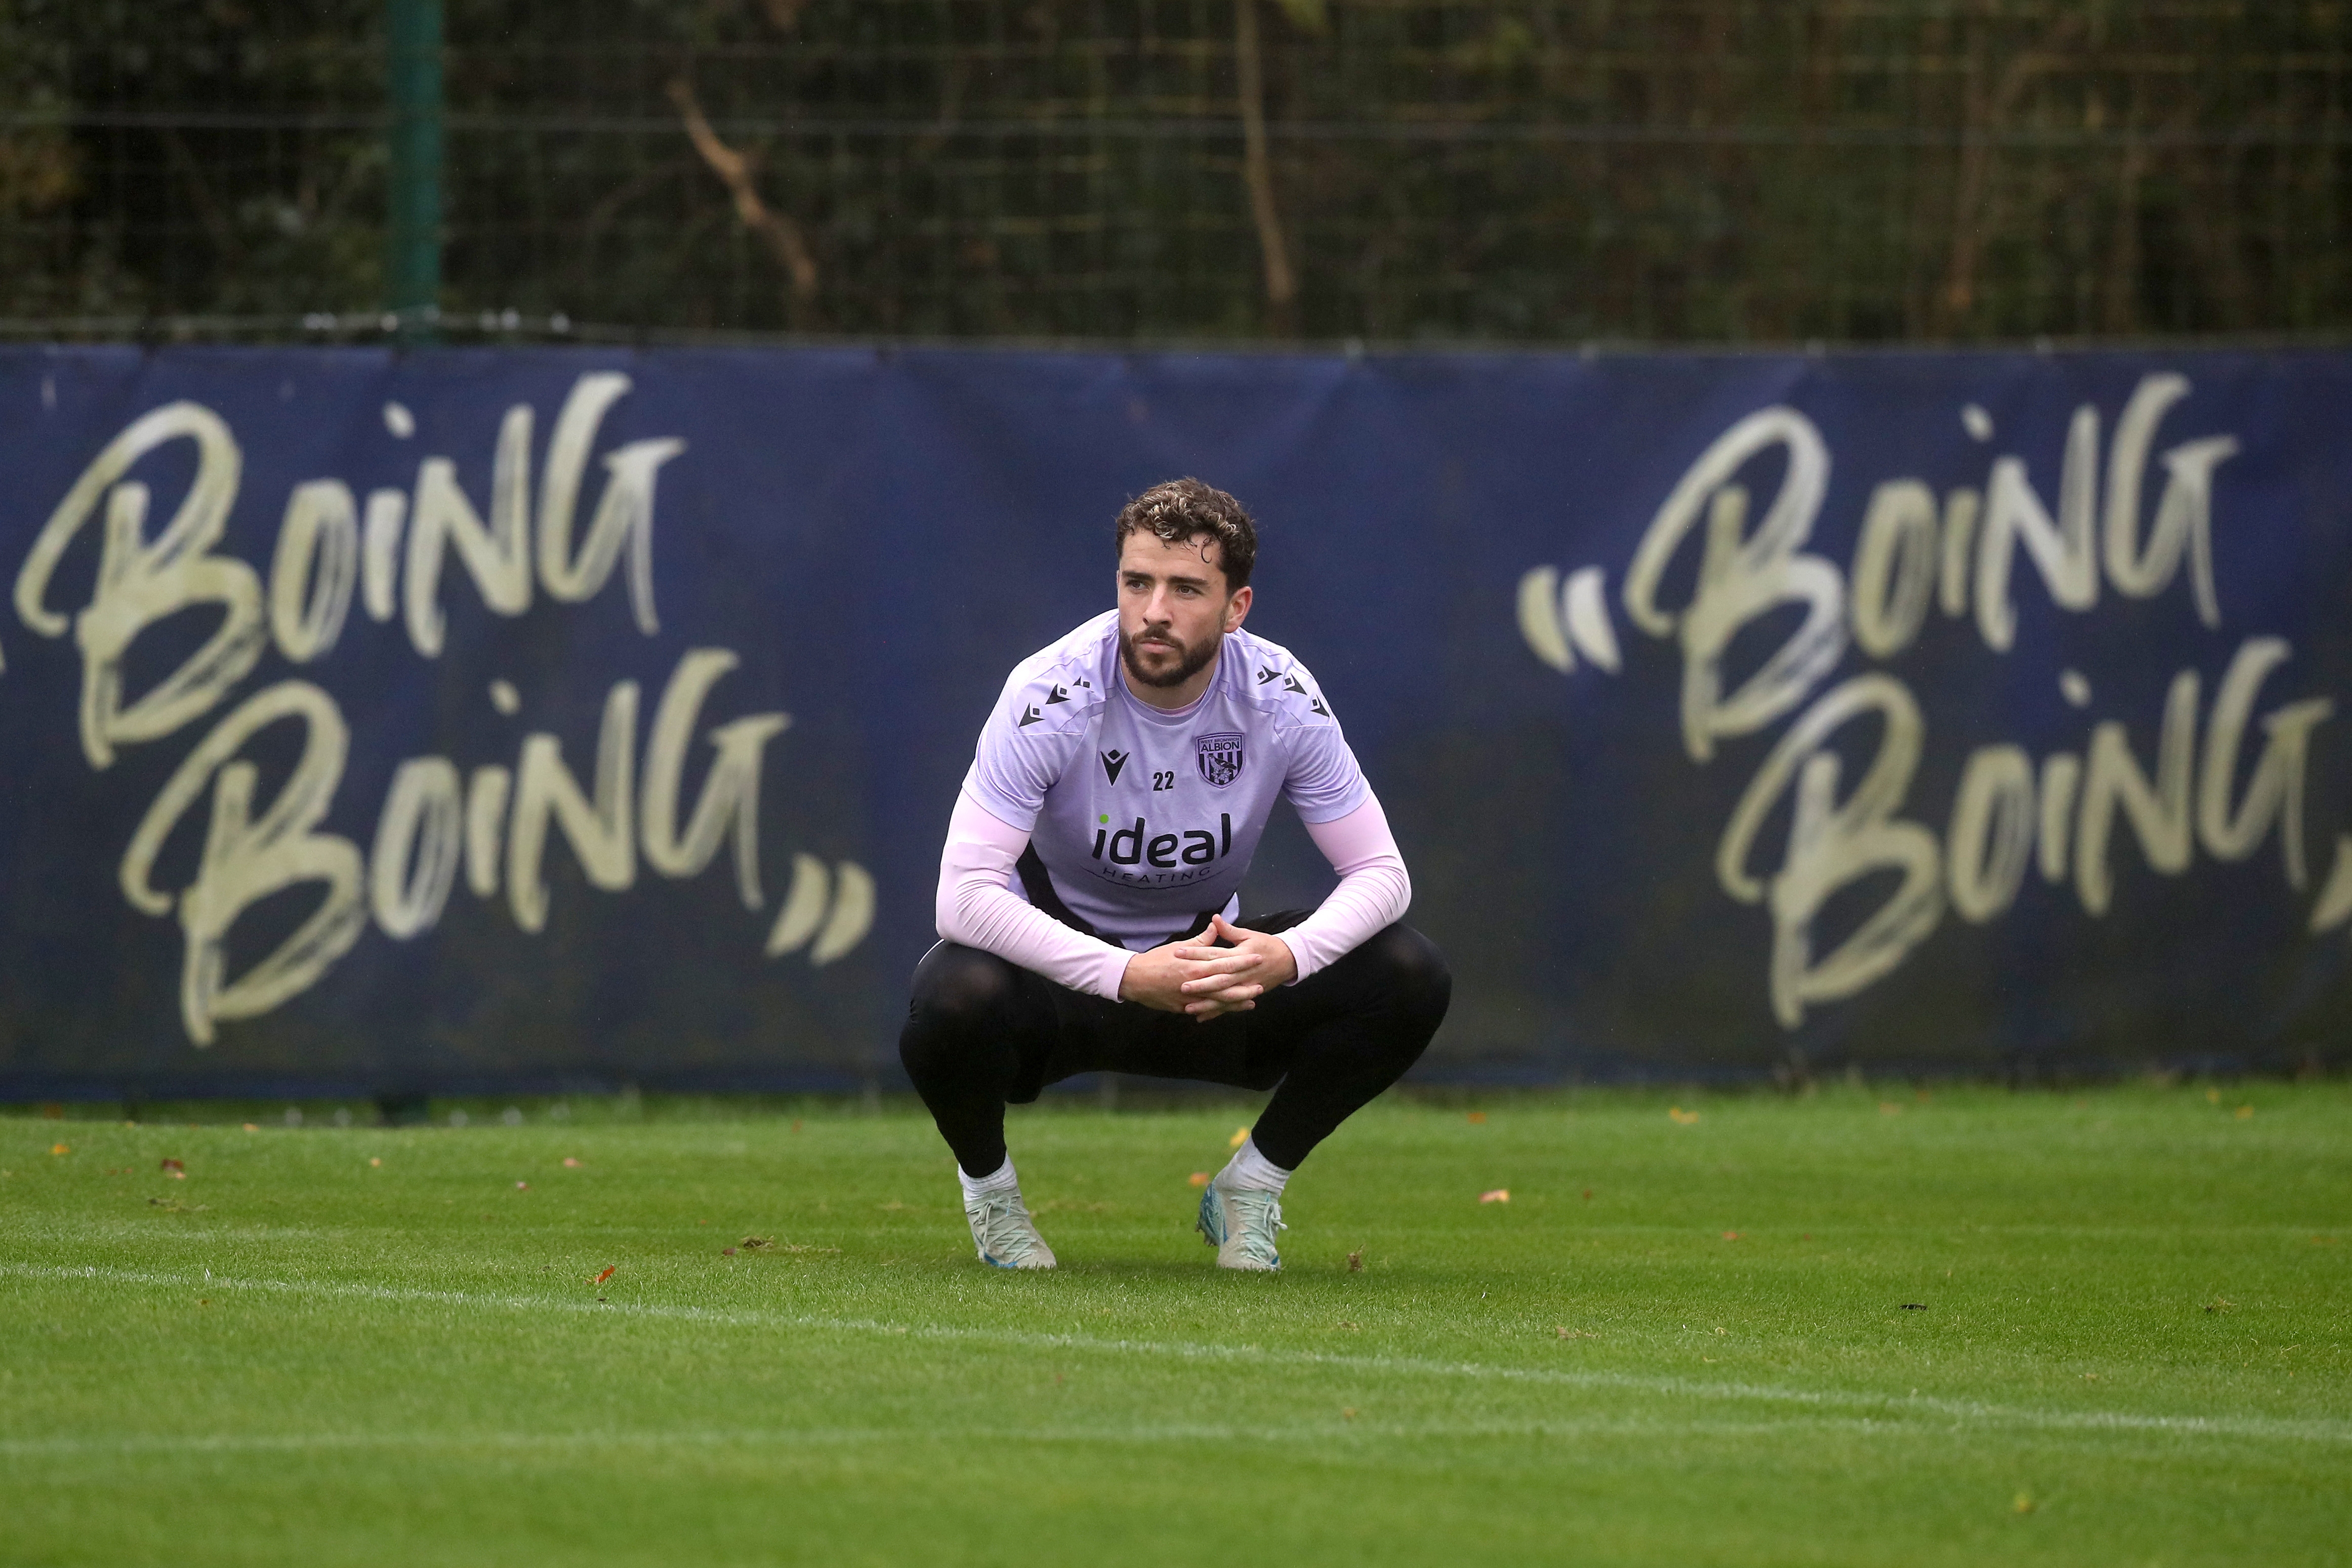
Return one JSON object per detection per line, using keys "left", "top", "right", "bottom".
{"left": 3, "top": 1, "right": 2347, "bottom": 342}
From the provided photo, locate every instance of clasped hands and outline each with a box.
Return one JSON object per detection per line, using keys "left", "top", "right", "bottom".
{"left": 1118, "top": 914, "right": 1296, "bottom": 1021}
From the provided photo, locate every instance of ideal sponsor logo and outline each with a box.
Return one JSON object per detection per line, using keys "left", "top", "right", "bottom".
{"left": 1090, "top": 812, "right": 1232, "bottom": 869}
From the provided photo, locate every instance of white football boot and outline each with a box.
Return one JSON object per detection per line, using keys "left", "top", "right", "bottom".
{"left": 1196, "top": 1173, "right": 1286, "bottom": 1271}
{"left": 965, "top": 1189, "right": 1057, "bottom": 1269}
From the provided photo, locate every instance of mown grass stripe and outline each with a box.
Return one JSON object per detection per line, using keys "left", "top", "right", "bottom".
{"left": 6, "top": 1261, "right": 2340, "bottom": 1449}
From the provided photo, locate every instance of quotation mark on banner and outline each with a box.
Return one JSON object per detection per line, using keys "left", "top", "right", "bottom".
{"left": 764, "top": 854, "right": 875, "bottom": 965}
{"left": 1516, "top": 565, "right": 1622, "bottom": 675}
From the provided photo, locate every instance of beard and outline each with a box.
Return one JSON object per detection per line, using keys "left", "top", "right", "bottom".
{"left": 1119, "top": 624, "right": 1220, "bottom": 689}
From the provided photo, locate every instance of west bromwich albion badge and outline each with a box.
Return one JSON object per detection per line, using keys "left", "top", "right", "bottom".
{"left": 1194, "top": 731, "right": 1245, "bottom": 788}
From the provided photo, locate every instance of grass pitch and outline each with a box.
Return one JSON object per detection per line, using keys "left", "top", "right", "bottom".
{"left": 3, "top": 1082, "right": 2347, "bottom": 1567}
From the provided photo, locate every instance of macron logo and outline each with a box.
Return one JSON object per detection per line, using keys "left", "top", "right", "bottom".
{"left": 1100, "top": 749, "right": 1129, "bottom": 784}
{"left": 1017, "top": 705, "right": 1043, "bottom": 727}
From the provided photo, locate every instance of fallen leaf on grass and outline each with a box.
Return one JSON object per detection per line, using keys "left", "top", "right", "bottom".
{"left": 1187, "top": 1172, "right": 1210, "bottom": 1187}
{"left": 1582, "top": 1188, "right": 1592, "bottom": 1201}
{"left": 1228, "top": 1126, "right": 1250, "bottom": 1149}
{"left": 1465, "top": 1110, "right": 1487, "bottom": 1124}
{"left": 562, "top": 1157, "right": 582, "bottom": 1168}
{"left": 514, "top": 1181, "right": 529, "bottom": 1190}
{"left": 1478, "top": 1188, "right": 1510, "bottom": 1204}
{"left": 241, "top": 1123, "right": 257, "bottom": 1132}
{"left": 2204, "top": 1297, "right": 2234, "bottom": 1314}
{"left": 739, "top": 1236, "right": 773, "bottom": 1251}
{"left": 722, "top": 1247, "right": 736, "bottom": 1255}
{"left": 1341, "top": 1407, "right": 1356, "bottom": 1421}
{"left": 2205, "top": 1088, "right": 2221, "bottom": 1104}
{"left": 2235, "top": 1105, "right": 2254, "bottom": 1119}
{"left": 592, "top": 1266, "right": 616, "bottom": 1287}
{"left": 50, "top": 1143, "right": 69, "bottom": 1156}
{"left": 1337, "top": 1320, "right": 1360, "bottom": 1332}
{"left": 1346, "top": 1250, "right": 1364, "bottom": 1273}
{"left": 1555, "top": 1327, "right": 1597, "bottom": 1340}
{"left": 2013, "top": 1493, "right": 2035, "bottom": 1514}
{"left": 1721, "top": 1231, "right": 1742, "bottom": 1241}
{"left": 1878, "top": 1102, "right": 1904, "bottom": 1117}
{"left": 369, "top": 1158, "right": 382, "bottom": 1168}
{"left": 159, "top": 1158, "right": 185, "bottom": 1176}
{"left": 877, "top": 1200, "right": 909, "bottom": 1212}
{"left": 1667, "top": 1106, "right": 1699, "bottom": 1125}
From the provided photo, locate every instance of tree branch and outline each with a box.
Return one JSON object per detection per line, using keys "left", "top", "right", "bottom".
{"left": 666, "top": 76, "right": 818, "bottom": 313}
{"left": 1937, "top": 10, "right": 2084, "bottom": 334}
{"left": 1234, "top": 0, "right": 1298, "bottom": 335}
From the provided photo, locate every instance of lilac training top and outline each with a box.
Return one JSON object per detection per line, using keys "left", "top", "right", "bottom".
{"left": 962, "top": 611, "right": 1370, "bottom": 950}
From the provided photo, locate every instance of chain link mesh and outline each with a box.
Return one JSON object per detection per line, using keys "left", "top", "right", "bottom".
{"left": 2, "top": 1, "right": 2346, "bottom": 343}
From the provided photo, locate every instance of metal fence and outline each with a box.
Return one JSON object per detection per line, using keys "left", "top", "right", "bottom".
{"left": 3, "top": 1, "right": 2348, "bottom": 344}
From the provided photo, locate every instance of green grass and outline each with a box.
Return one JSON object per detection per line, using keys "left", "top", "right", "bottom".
{"left": 3, "top": 1082, "right": 2347, "bottom": 1567}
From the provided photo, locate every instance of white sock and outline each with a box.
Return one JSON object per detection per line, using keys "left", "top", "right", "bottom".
{"left": 958, "top": 1155, "right": 1019, "bottom": 1205}
{"left": 1219, "top": 1137, "right": 1292, "bottom": 1193}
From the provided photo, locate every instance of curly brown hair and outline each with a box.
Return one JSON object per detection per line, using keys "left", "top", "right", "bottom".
{"left": 1112, "top": 478, "right": 1258, "bottom": 592}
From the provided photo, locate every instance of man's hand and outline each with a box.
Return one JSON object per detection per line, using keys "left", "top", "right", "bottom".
{"left": 1118, "top": 914, "right": 1297, "bottom": 1021}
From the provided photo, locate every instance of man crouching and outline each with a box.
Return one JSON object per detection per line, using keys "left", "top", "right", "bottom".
{"left": 900, "top": 478, "right": 1450, "bottom": 1270}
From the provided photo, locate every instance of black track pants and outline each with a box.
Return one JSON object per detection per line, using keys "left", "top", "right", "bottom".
{"left": 898, "top": 911, "right": 1451, "bottom": 1177}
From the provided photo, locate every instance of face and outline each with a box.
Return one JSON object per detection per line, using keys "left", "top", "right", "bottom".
{"left": 1116, "top": 531, "right": 1251, "bottom": 690}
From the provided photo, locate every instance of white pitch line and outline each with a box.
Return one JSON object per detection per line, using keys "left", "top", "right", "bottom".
{"left": 4, "top": 1263, "right": 2343, "bottom": 1448}
{"left": 0, "top": 1415, "right": 1874, "bottom": 1462}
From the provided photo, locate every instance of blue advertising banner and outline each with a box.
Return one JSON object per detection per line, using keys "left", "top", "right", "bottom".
{"left": 3, "top": 344, "right": 2348, "bottom": 1098}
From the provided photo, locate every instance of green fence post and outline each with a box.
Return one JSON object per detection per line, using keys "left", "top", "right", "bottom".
{"left": 385, "top": 0, "right": 443, "bottom": 342}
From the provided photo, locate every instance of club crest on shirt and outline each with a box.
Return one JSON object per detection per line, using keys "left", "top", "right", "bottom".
{"left": 1194, "top": 731, "right": 1245, "bottom": 789}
